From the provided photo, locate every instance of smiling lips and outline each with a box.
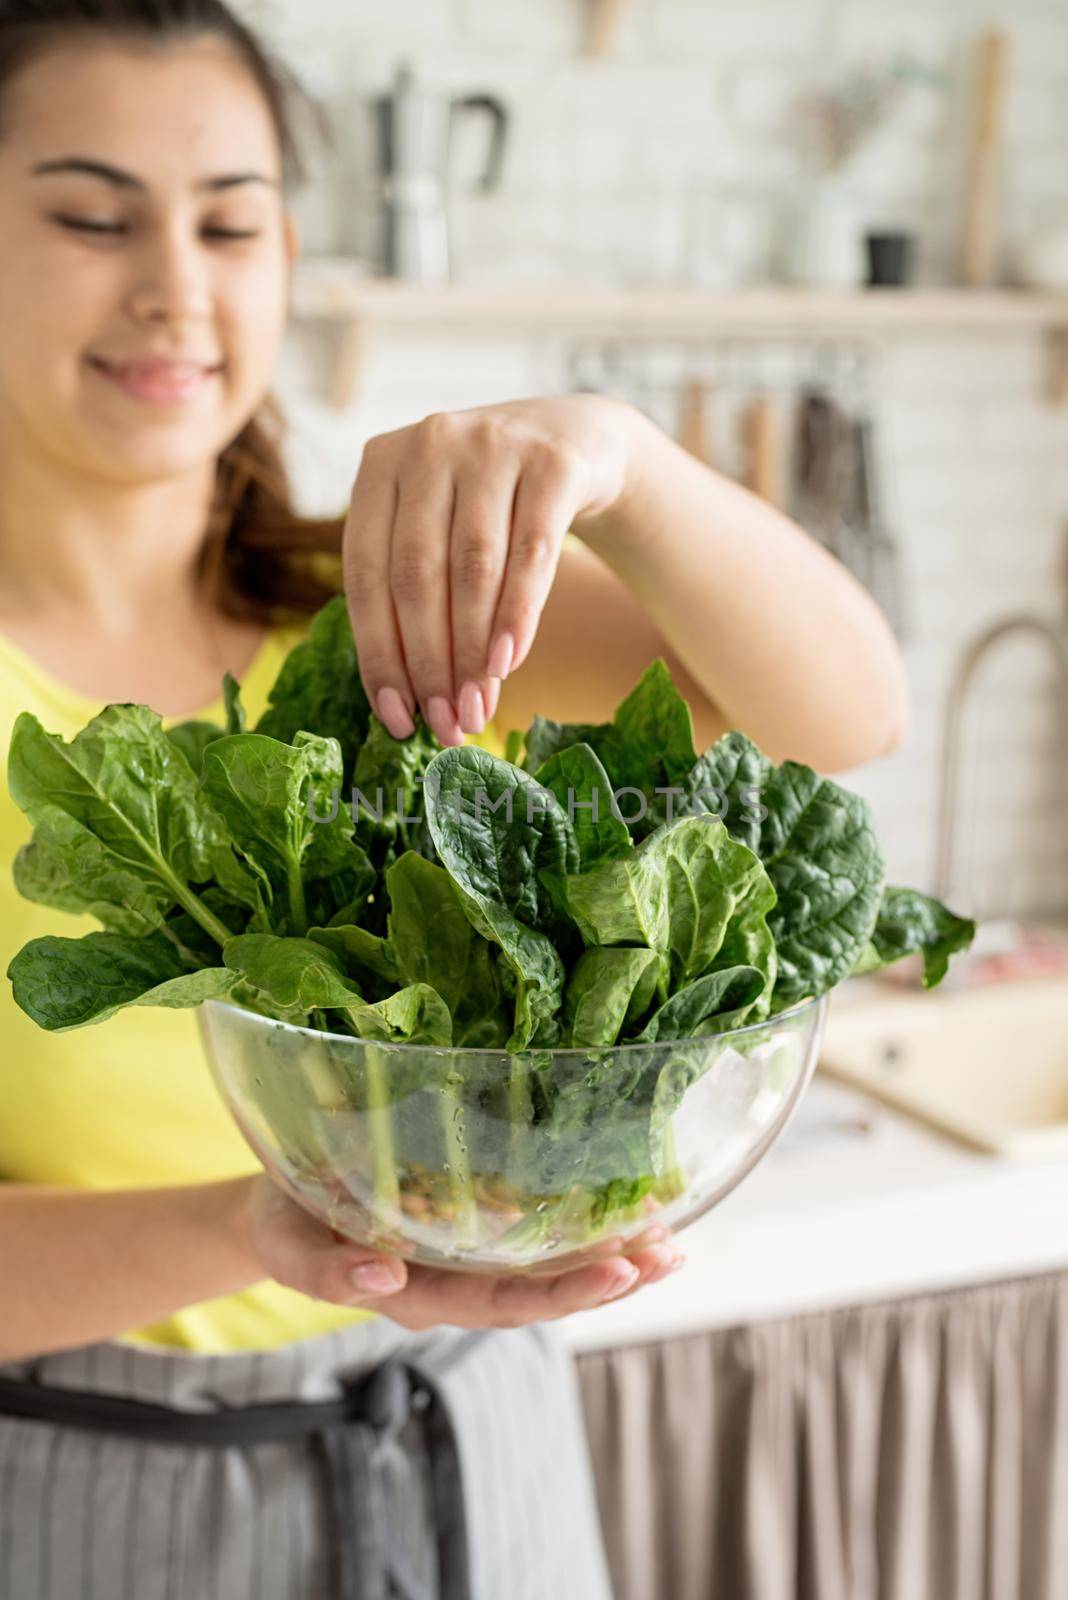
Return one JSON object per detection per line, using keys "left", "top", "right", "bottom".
{"left": 89, "top": 355, "right": 222, "bottom": 405}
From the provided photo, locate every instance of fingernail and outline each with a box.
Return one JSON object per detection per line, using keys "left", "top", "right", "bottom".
{"left": 457, "top": 681, "right": 486, "bottom": 734}
{"left": 644, "top": 1250, "right": 685, "bottom": 1284}
{"left": 350, "top": 1262, "right": 402, "bottom": 1294}
{"left": 487, "top": 631, "right": 514, "bottom": 680}
{"left": 484, "top": 676, "right": 501, "bottom": 720}
{"left": 426, "top": 695, "right": 461, "bottom": 745}
{"left": 600, "top": 1264, "right": 640, "bottom": 1301}
{"left": 377, "top": 687, "right": 415, "bottom": 739}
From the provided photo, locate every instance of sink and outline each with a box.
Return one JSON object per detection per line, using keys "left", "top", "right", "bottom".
{"left": 818, "top": 977, "right": 1068, "bottom": 1159}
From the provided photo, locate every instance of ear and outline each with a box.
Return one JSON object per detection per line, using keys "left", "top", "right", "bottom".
{"left": 283, "top": 211, "right": 301, "bottom": 266}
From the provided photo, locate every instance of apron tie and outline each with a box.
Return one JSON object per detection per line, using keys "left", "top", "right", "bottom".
{"left": 319, "top": 1354, "right": 470, "bottom": 1600}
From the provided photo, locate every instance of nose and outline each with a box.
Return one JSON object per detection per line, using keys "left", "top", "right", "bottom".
{"left": 126, "top": 221, "right": 214, "bottom": 325}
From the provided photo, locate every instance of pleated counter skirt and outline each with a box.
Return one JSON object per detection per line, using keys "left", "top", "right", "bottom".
{"left": 0, "top": 1314, "right": 613, "bottom": 1600}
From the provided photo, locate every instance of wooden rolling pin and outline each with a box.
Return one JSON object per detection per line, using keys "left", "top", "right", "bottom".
{"left": 585, "top": 0, "right": 625, "bottom": 57}
{"left": 960, "top": 29, "right": 1011, "bottom": 287}
{"left": 740, "top": 396, "right": 783, "bottom": 507}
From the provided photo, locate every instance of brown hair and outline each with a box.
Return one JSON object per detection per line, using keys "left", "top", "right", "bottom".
{"left": 0, "top": 0, "right": 347, "bottom": 624}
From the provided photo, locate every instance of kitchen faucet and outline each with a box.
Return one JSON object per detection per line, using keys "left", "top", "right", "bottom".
{"left": 935, "top": 613, "right": 1068, "bottom": 906}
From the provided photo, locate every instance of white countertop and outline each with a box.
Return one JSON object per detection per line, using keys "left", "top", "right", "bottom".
{"left": 560, "top": 987, "right": 1068, "bottom": 1355}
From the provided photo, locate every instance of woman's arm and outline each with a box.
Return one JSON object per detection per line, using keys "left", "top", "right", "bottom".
{"left": 0, "top": 1177, "right": 678, "bottom": 1363}
{"left": 343, "top": 394, "right": 907, "bottom": 773}
{"left": 498, "top": 399, "right": 909, "bottom": 773}
{"left": 0, "top": 1178, "right": 262, "bottom": 1363}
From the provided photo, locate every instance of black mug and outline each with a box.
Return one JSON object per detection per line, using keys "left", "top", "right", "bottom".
{"left": 865, "top": 231, "right": 914, "bottom": 287}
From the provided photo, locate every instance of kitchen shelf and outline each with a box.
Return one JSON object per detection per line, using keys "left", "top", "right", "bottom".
{"left": 288, "top": 265, "right": 1068, "bottom": 410}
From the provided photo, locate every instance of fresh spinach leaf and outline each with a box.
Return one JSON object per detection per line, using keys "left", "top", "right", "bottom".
{"left": 425, "top": 744, "right": 580, "bottom": 939}
{"left": 383, "top": 851, "right": 510, "bottom": 1047}
{"left": 351, "top": 711, "right": 441, "bottom": 869}
{"left": 253, "top": 595, "right": 370, "bottom": 785}
{"left": 564, "top": 813, "right": 775, "bottom": 993}
{"left": 854, "top": 886, "right": 976, "bottom": 987}
{"left": 423, "top": 745, "right": 577, "bottom": 1047}
{"left": 12, "top": 802, "right": 177, "bottom": 938}
{"left": 8, "top": 706, "right": 237, "bottom": 948}
{"left": 346, "top": 982, "right": 453, "bottom": 1048}
{"left": 650, "top": 729, "right": 772, "bottom": 850}
{"left": 221, "top": 931, "right": 364, "bottom": 1013}
{"left": 563, "top": 945, "right": 663, "bottom": 1048}
{"left": 202, "top": 730, "right": 359, "bottom": 937}
{"left": 634, "top": 963, "right": 766, "bottom": 1042}
{"left": 757, "top": 762, "right": 885, "bottom": 1010}
{"left": 308, "top": 921, "right": 401, "bottom": 1000}
{"left": 222, "top": 671, "right": 247, "bottom": 735}
{"left": 165, "top": 719, "right": 224, "bottom": 774}
{"left": 6, "top": 929, "right": 233, "bottom": 1030}
{"left": 521, "top": 659, "right": 697, "bottom": 842}
{"left": 532, "top": 742, "right": 632, "bottom": 869}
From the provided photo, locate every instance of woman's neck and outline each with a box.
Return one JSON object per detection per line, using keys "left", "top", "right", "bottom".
{"left": 0, "top": 433, "right": 219, "bottom": 633}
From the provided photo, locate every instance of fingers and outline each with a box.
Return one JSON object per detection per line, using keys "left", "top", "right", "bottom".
{"left": 611, "top": 1240, "right": 686, "bottom": 1299}
{"left": 485, "top": 442, "right": 581, "bottom": 678}
{"left": 449, "top": 460, "right": 516, "bottom": 737}
{"left": 342, "top": 436, "right": 415, "bottom": 740}
{"left": 498, "top": 1225, "right": 684, "bottom": 1312}
{"left": 390, "top": 441, "right": 464, "bottom": 747}
{"left": 380, "top": 1255, "right": 643, "bottom": 1331}
{"left": 377, "top": 1234, "right": 683, "bottom": 1332}
{"left": 343, "top": 413, "right": 585, "bottom": 750}
{"left": 483, "top": 674, "right": 502, "bottom": 723}
{"left": 488, "top": 1258, "right": 646, "bottom": 1324}
{"left": 251, "top": 1176, "right": 409, "bottom": 1308}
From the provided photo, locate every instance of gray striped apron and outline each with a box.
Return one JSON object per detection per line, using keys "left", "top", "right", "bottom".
{"left": 0, "top": 1315, "right": 613, "bottom": 1600}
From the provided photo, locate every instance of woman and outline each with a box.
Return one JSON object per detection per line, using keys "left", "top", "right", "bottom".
{"left": 0, "top": 1, "right": 909, "bottom": 1595}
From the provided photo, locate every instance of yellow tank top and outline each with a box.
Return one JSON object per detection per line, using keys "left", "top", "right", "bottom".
{"left": 0, "top": 619, "right": 506, "bottom": 1352}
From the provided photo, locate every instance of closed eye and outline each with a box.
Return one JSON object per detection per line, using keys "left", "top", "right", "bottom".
{"left": 52, "top": 216, "right": 261, "bottom": 241}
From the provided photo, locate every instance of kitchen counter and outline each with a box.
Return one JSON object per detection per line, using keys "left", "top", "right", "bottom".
{"left": 560, "top": 1002, "right": 1068, "bottom": 1354}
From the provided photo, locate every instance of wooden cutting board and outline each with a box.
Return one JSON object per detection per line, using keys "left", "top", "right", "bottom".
{"left": 960, "top": 29, "right": 1011, "bottom": 287}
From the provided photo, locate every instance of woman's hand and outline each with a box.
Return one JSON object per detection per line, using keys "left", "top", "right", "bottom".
{"left": 341, "top": 395, "right": 633, "bottom": 747}
{"left": 245, "top": 1172, "right": 683, "bottom": 1331}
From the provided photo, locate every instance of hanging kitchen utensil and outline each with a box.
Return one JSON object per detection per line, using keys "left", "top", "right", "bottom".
{"left": 793, "top": 389, "right": 854, "bottom": 569}
{"left": 678, "top": 378, "right": 715, "bottom": 466}
{"left": 852, "top": 415, "right": 909, "bottom": 641}
{"left": 740, "top": 396, "right": 783, "bottom": 507}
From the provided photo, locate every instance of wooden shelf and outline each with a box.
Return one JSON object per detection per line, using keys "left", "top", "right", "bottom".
{"left": 287, "top": 265, "right": 1068, "bottom": 410}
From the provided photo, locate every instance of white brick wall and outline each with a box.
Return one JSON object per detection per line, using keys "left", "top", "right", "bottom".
{"left": 250, "top": 0, "right": 1068, "bottom": 925}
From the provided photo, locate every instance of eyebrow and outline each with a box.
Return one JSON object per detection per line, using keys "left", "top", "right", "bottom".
{"left": 29, "top": 156, "right": 280, "bottom": 193}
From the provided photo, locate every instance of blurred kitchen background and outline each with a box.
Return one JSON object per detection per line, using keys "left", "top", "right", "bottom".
{"left": 235, "top": 6, "right": 1068, "bottom": 1595}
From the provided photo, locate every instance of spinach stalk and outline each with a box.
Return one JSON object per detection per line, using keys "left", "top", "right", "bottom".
{"left": 440, "top": 1067, "right": 478, "bottom": 1250}
{"left": 286, "top": 858, "right": 309, "bottom": 938}
{"left": 167, "top": 876, "right": 234, "bottom": 950}
{"left": 362, "top": 1040, "right": 401, "bottom": 1223}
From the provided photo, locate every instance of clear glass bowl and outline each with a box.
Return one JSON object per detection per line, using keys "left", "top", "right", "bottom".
{"left": 198, "top": 993, "right": 827, "bottom": 1275}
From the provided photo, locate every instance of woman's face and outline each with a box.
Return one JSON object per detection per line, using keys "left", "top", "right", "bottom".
{"left": 0, "top": 33, "right": 298, "bottom": 485}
